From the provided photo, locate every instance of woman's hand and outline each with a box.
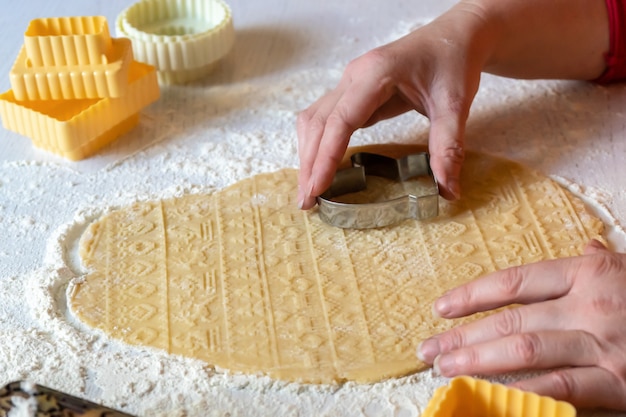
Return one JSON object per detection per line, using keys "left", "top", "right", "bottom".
{"left": 296, "top": 0, "right": 608, "bottom": 210}
{"left": 296, "top": 3, "right": 495, "bottom": 209}
{"left": 417, "top": 240, "right": 626, "bottom": 410}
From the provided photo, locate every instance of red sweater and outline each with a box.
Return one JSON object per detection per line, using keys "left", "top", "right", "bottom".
{"left": 597, "top": 0, "right": 626, "bottom": 82}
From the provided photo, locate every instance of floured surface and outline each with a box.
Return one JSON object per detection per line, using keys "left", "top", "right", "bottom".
{"left": 2, "top": 1, "right": 626, "bottom": 416}
{"left": 70, "top": 151, "right": 603, "bottom": 384}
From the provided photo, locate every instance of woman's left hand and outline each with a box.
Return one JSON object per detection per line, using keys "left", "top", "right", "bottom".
{"left": 417, "top": 239, "right": 626, "bottom": 410}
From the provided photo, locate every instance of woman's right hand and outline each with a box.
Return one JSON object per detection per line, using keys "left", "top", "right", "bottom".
{"left": 296, "top": 0, "right": 609, "bottom": 210}
{"left": 296, "top": 2, "right": 493, "bottom": 209}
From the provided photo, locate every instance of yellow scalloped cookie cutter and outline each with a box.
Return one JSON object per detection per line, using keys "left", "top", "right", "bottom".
{"left": 0, "top": 16, "right": 160, "bottom": 160}
{"left": 10, "top": 16, "right": 133, "bottom": 100}
{"left": 0, "top": 60, "right": 159, "bottom": 160}
{"left": 423, "top": 377, "right": 576, "bottom": 417}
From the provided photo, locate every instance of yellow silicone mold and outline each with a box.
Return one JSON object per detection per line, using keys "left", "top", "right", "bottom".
{"left": 10, "top": 38, "right": 133, "bottom": 101}
{"left": 422, "top": 377, "right": 576, "bottom": 417}
{"left": 0, "top": 60, "right": 159, "bottom": 160}
{"left": 116, "top": 0, "right": 235, "bottom": 84}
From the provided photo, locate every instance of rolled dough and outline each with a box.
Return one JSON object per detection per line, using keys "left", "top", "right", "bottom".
{"left": 69, "top": 148, "right": 604, "bottom": 384}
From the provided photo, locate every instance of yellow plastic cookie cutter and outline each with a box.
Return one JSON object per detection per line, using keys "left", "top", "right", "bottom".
{"left": 116, "top": 0, "right": 235, "bottom": 84}
{"left": 0, "top": 60, "right": 160, "bottom": 160}
{"left": 422, "top": 376, "right": 577, "bottom": 417}
{"left": 24, "top": 16, "right": 113, "bottom": 67}
{"left": 10, "top": 16, "right": 133, "bottom": 100}
{"left": 317, "top": 152, "right": 439, "bottom": 229}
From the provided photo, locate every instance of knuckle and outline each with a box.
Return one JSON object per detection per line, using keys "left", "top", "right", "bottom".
{"left": 325, "top": 108, "right": 357, "bottom": 132}
{"left": 448, "top": 285, "right": 475, "bottom": 311}
{"left": 302, "top": 112, "right": 327, "bottom": 136}
{"left": 546, "top": 370, "right": 578, "bottom": 401}
{"left": 324, "top": 151, "right": 345, "bottom": 170}
{"left": 607, "top": 362, "right": 626, "bottom": 384}
{"left": 497, "top": 266, "right": 525, "bottom": 299}
{"left": 429, "top": 129, "right": 465, "bottom": 167}
{"left": 493, "top": 309, "right": 522, "bottom": 337}
{"left": 579, "top": 254, "right": 626, "bottom": 317}
{"left": 353, "top": 47, "right": 391, "bottom": 70}
{"left": 438, "top": 144, "right": 465, "bottom": 166}
{"left": 296, "top": 109, "right": 313, "bottom": 128}
{"left": 344, "top": 48, "right": 396, "bottom": 87}
{"left": 584, "top": 251, "right": 623, "bottom": 277}
{"left": 513, "top": 333, "right": 542, "bottom": 366}
{"left": 438, "top": 328, "right": 467, "bottom": 352}
{"left": 590, "top": 294, "right": 626, "bottom": 317}
{"left": 458, "top": 347, "right": 481, "bottom": 370}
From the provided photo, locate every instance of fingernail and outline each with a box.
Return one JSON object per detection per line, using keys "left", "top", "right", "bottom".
{"left": 433, "top": 295, "right": 451, "bottom": 318}
{"left": 297, "top": 187, "right": 304, "bottom": 209}
{"left": 433, "top": 355, "right": 442, "bottom": 376}
{"left": 297, "top": 176, "right": 316, "bottom": 210}
{"left": 448, "top": 178, "right": 461, "bottom": 200}
{"left": 306, "top": 175, "right": 316, "bottom": 198}
{"left": 417, "top": 338, "right": 440, "bottom": 363}
{"left": 297, "top": 177, "right": 316, "bottom": 210}
{"left": 433, "top": 354, "right": 455, "bottom": 376}
{"left": 431, "top": 302, "right": 441, "bottom": 319}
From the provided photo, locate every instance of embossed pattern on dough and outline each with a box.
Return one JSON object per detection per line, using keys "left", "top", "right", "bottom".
{"left": 69, "top": 152, "right": 604, "bottom": 384}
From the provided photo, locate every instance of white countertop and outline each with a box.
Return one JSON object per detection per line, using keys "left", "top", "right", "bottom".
{"left": 1, "top": 1, "right": 625, "bottom": 416}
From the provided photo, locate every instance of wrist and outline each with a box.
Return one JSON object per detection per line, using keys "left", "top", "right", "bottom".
{"left": 434, "top": 1, "right": 502, "bottom": 74}
{"left": 450, "top": 0, "right": 609, "bottom": 80}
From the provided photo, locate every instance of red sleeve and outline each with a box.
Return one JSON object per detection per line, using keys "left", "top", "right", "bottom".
{"left": 595, "top": 0, "right": 626, "bottom": 83}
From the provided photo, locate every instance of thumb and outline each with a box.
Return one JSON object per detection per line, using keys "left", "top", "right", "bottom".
{"left": 427, "top": 111, "right": 466, "bottom": 200}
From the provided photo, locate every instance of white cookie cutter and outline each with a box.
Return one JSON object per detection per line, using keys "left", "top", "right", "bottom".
{"left": 116, "top": 0, "right": 235, "bottom": 84}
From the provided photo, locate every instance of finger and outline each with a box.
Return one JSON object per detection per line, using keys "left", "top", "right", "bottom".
{"left": 511, "top": 367, "right": 626, "bottom": 410}
{"left": 432, "top": 258, "right": 577, "bottom": 320}
{"left": 297, "top": 88, "right": 346, "bottom": 209}
{"left": 419, "top": 300, "right": 569, "bottom": 363}
{"left": 306, "top": 74, "right": 396, "bottom": 201}
{"left": 427, "top": 111, "right": 465, "bottom": 200}
{"left": 432, "top": 330, "right": 600, "bottom": 377}
{"left": 424, "top": 61, "right": 481, "bottom": 201}
{"left": 297, "top": 87, "right": 347, "bottom": 167}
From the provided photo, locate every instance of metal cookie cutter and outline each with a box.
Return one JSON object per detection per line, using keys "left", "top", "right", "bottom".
{"left": 317, "top": 152, "right": 439, "bottom": 229}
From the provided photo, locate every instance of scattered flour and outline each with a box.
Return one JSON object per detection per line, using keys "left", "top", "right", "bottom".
{"left": 0, "top": 67, "right": 446, "bottom": 417}
{"left": 1, "top": 13, "right": 626, "bottom": 417}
